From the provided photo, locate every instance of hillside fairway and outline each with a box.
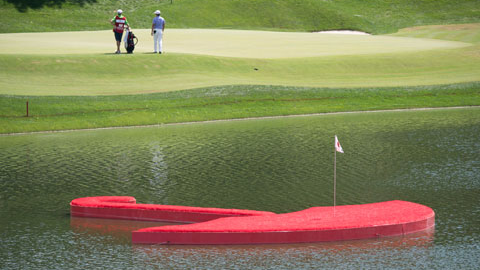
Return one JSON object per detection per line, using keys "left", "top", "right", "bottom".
{"left": 1, "top": 0, "right": 479, "bottom": 34}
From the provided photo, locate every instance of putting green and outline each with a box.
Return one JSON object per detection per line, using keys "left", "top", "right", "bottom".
{"left": 0, "top": 29, "right": 469, "bottom": 58}
{"left": 0, "top": 27, "right": 478, "bottom": 95}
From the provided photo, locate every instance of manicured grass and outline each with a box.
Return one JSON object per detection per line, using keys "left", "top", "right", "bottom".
{"left": 0, "top": 47, "right": 478, "bottom": 95}
{"left": 1, "top": 0, "right": 479, "bottom": 34}
{"left": 1, "top": 0, "right": 479, "bottom": 134}
{"left": 1, "top": 83, "right": 479, "bottom": 134}
{"left": 0, "top": 27, "right": 478, "bottom": 96}
{"left": 391, "top": 23, "right": 480, "bottom": 43}
{"left": 0, "top": 29, "right": 468, "bottom": 57}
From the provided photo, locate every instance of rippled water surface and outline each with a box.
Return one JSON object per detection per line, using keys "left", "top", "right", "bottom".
{"left": 1, "top": 108, "right": 479, "bottom": 269}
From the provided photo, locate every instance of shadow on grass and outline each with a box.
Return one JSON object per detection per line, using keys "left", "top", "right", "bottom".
{"left": 101, "top": 52, "right": 164, "bottom": 55}
{"left": 6, "top": 0, "right": 97, "bottom": 12}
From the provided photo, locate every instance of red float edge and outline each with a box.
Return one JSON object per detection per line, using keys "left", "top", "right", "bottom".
{"left": 70, "top": 196, "right": 274, "bottom": 223}
{"left": 132, "top": 214, "right": 435, "bottom": 245}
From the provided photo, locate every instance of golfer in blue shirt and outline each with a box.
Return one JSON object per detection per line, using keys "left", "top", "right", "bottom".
{"left": 151, "top": 10, "right": 166, "bottom": 54}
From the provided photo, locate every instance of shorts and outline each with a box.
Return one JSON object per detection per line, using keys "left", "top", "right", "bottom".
{"left": 114, "top": 31, "right": 123, "bottom": 42}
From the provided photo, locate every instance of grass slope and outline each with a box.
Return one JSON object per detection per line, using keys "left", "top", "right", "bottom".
{"left": 1, "top": 83, "right": 479, "bottom": 134}
{"left": 1, "top": 48, "right": 478, "bottom": 96}
{"left": 1, "top": 0, "right": 479, "bottom": 34}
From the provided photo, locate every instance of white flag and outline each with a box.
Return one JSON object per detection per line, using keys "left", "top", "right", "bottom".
{"left": 335, "top": 135, "right": 344, "bottom": 153}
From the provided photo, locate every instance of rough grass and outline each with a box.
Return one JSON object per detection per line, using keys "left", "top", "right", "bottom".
{"left": 1, "top": 83, "right": 479, "bottom": 134}
{"left": 1, "top": 0, "right": 479, "bottom": 34}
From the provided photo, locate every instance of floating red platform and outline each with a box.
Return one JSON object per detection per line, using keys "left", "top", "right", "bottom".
{"left": 70, "top": 197, "right": 434, "bottom": 245}
{"left": 70, "top": 196, "right": 274, "bottom": 223}
{"left": 132, "top": 200, "right": 434, "bottom": 245}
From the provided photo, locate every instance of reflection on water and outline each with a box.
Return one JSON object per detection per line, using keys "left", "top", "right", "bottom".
{"left": 70, "top": 217, "right": 179, "bottom": 244}
{"left": 1, "top": 107, "right": 479, "bottom": 269}
{"left": 149, "top": 144, "right": 170, "bottom": 204}
{"left": 132, "top": 229, "right": 434, "bottom": 269}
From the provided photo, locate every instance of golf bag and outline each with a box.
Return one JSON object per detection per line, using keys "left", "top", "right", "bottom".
{"left": 124, "top": 29, "right": 138, "bottom": 54}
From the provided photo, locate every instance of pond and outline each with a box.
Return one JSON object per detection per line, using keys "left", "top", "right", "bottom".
{"left": 1, "top": 108, "right": 479, "bottom": 269}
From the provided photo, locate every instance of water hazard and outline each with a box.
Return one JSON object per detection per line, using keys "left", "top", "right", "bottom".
{"left": 1, "top": 108, "right": 479, "bottom": 269}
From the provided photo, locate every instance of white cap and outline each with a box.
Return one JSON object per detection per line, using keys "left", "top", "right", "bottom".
{"left": 117, "top": 9, "right": 123, "bottom": 14}
{"left": 154, "top": 10, "right": 161, "bottom": 15}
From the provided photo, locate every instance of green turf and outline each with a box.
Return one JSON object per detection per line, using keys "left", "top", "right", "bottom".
{"left": 1, "top": 1, "right": 479, "bottom": 133}
{"left": 1, "top": 0, "right": 479, "bottom": 34}
{"left": 1, "top": 83, "right": 479, "bottom": 134}
{"left": 0, "top": 49, "right": 478, "bottom": 95}
{"left": 391, "top": 24, "right": 480, "bottom": 43}
{"left": 0, "top": 29, "right": 468, "bottom": 57}
{"left": 0, "top": 26, "right": 479, "bottom": 96}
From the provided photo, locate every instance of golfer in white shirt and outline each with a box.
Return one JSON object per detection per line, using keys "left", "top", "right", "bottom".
{"left": 151, "top": 10, "right": 166, "bottom": 54}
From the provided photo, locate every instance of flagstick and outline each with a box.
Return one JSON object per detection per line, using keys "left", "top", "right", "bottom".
{"left": 334, "top": 146, "right": 336, "bottom": 217}
{"left": 333, "top": 135, "right": 343, "bottom": 217}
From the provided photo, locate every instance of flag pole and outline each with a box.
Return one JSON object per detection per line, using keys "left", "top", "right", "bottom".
{"left": 334, "top": 144, "right": 336, "bottom": 215}
{"left": 333, "top": 135, "right": 343, "bottom": 216}
{"left": 333, "top": 135, "right": 343, "bottom": 217}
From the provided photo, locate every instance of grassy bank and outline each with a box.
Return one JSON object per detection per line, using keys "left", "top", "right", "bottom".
{"left": 1, "top": 46, "right": 478, "bottom": 96}
{"left": 1, "top": 83, "right": 479, "bottom": 134}
{"left": 1, "top": 0, "right": 479, "bottom": 34}
{"left": 1, "top": 0, "right": 479, "bottom": 134}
